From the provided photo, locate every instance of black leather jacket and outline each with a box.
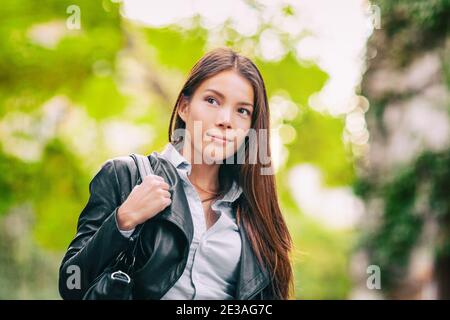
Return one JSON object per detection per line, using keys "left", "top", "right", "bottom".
{"left": 58, "top": 153, "right": 274, "bottom": 300}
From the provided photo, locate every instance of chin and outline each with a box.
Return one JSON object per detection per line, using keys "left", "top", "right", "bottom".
{"left": 202, "top": 143, "right": 235, "bottom": 164}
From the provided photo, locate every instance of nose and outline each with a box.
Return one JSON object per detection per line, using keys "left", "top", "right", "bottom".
{"left": 216, "top": 106, "right": 232, "bottom": 129}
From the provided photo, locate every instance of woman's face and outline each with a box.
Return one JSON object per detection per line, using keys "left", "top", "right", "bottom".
{"left": 178, "top": 69, "right": 254, "bottom": 164}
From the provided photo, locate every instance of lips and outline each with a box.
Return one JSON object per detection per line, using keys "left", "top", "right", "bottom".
{"left": 207, "top": 132, "right": 232, "bottom": 143}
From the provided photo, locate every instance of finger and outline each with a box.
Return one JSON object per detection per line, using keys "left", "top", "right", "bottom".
{"left": 133, "top": 183, "right": 142, "bottom": 190}
{"left": 157, "top": 181, "right": 170, "bottom": 190}
{"left": 143, "top": 174, "right": 160, "bottom": 183}
{"left": 143, "top": 175, "right": 165, "bottom": 187}
{"left": 152, "top": 175, "right": 164, "bottom": 181}
{"left": 160, "top": 190, "right": 171, "bottom": 198}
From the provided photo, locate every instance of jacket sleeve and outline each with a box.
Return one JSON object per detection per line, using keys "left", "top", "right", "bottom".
{"left": 58, "top": 159, "right": 133, "bottom": 300}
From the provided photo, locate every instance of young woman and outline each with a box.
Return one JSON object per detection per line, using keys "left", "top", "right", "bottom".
{"left": 59, "top": 48, "right": 294, "bottom": 300}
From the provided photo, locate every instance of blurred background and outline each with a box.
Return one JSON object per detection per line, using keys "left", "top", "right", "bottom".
{"left": 0, "top": 0, "right": 448, "bottom": 299}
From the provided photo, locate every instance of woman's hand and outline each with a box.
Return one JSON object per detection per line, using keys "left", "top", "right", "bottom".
{"left": 117, "top": 175, "right": 171, "bottom": 231}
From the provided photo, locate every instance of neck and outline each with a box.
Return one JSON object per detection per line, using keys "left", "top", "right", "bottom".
{"left": 181, "top": 141, "right": 220, "bottom": 192}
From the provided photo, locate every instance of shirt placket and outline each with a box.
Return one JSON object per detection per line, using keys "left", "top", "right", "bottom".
{"left": 177, "top": 169, "right": 203, "bottom": 298}
{"left": 180, "top": 168, "right": 232, "bottom": 299}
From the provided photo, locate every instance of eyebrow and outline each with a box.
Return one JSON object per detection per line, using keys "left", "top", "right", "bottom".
{"left": 204, "top": 88, "right": 254, "bottom": 108}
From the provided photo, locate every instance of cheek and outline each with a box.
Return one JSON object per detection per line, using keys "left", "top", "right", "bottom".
{"left": 189, "top": 101, "right": 215, "bottom": 124}
{"left": 235, "top": 112, "right": 252, "bottom": 128}
{"left": 183, "top": 103, "right": 205, "bottom": 132}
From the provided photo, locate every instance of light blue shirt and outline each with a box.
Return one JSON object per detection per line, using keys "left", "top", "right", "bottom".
{"left": 117, "top": 142, "right": 243, "bottom": 299}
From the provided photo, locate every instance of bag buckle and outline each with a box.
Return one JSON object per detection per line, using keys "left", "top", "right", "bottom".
{"left": 111, "top": 270, "right": 131, "bottom": 284}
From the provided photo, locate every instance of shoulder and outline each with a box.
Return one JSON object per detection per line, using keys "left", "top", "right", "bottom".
{"left": 91, "top": 156, "right": 134, "bottom": 183}
{"left": 90, "top": 156, "right": 138, "bottom": 191}
{"left": 106, "top": 153, "right": 161, "bottom": 172}
{"left": 100, "top": 153, "right": 160, "bottom": 175}
{"left": 103, "top": 156, "right": 136, "bottom": 174}
{"left": 97, "top": 153, "right": 161, "bottom": 186}
{"left": 96, "top": 152, "right": 168, "bottom": 187}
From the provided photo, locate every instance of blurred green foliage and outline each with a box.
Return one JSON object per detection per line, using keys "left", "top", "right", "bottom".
{"left": 374, "top": 0, "right": 449, "bottom": 66}
{"left": 359, "top": 0, "right": 450, "bottom": 296}
{"left": 355, "top": 150, "right": 450, "bottom": 291}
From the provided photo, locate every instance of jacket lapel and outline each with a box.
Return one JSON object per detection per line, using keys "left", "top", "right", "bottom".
{"left": 150, "top": 153, "right": 194, "bottom": 245}
{"left": 235, "top": 220, "right": 270, "bottom": 299}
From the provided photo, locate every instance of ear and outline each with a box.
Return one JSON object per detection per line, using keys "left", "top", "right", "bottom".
{"left": 177, "top": 96, "right": 189, "bottom": 122}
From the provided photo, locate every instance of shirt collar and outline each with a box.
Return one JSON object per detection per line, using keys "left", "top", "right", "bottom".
{"left": 160, "top": 142, "right": 242, "bottom": 204}
{"left": 160, "top": 141, "right": 191, "bottom": 174}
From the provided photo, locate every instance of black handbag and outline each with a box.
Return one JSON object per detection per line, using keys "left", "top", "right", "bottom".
{"left": 82, "top": 153, "right": 154, "bottom": 300}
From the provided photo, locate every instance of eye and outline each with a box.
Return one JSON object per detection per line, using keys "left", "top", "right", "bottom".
{"left": 205, "top": 96, "right": 219, "bottom": 106}
{"left": 238, "top": 108, "right": 251, "bottom": 117}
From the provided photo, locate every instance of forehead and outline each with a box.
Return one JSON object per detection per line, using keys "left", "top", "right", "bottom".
{"left": 196, "top": 70, "right": 254, "bottom": 102}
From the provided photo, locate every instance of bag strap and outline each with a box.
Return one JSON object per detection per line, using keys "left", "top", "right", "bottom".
{"left": 121, "top": 153, "right": 156, "bottom": 271}
{"left": 130, "top": 153, "right": 154, "bottom": 180}
{"left": 129, "top": 153, "right": 156, "bottom": 239}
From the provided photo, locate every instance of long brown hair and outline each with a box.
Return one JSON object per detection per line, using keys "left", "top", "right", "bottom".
{"left": 168, "top": 47, "right": 294, "bottom": 299}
